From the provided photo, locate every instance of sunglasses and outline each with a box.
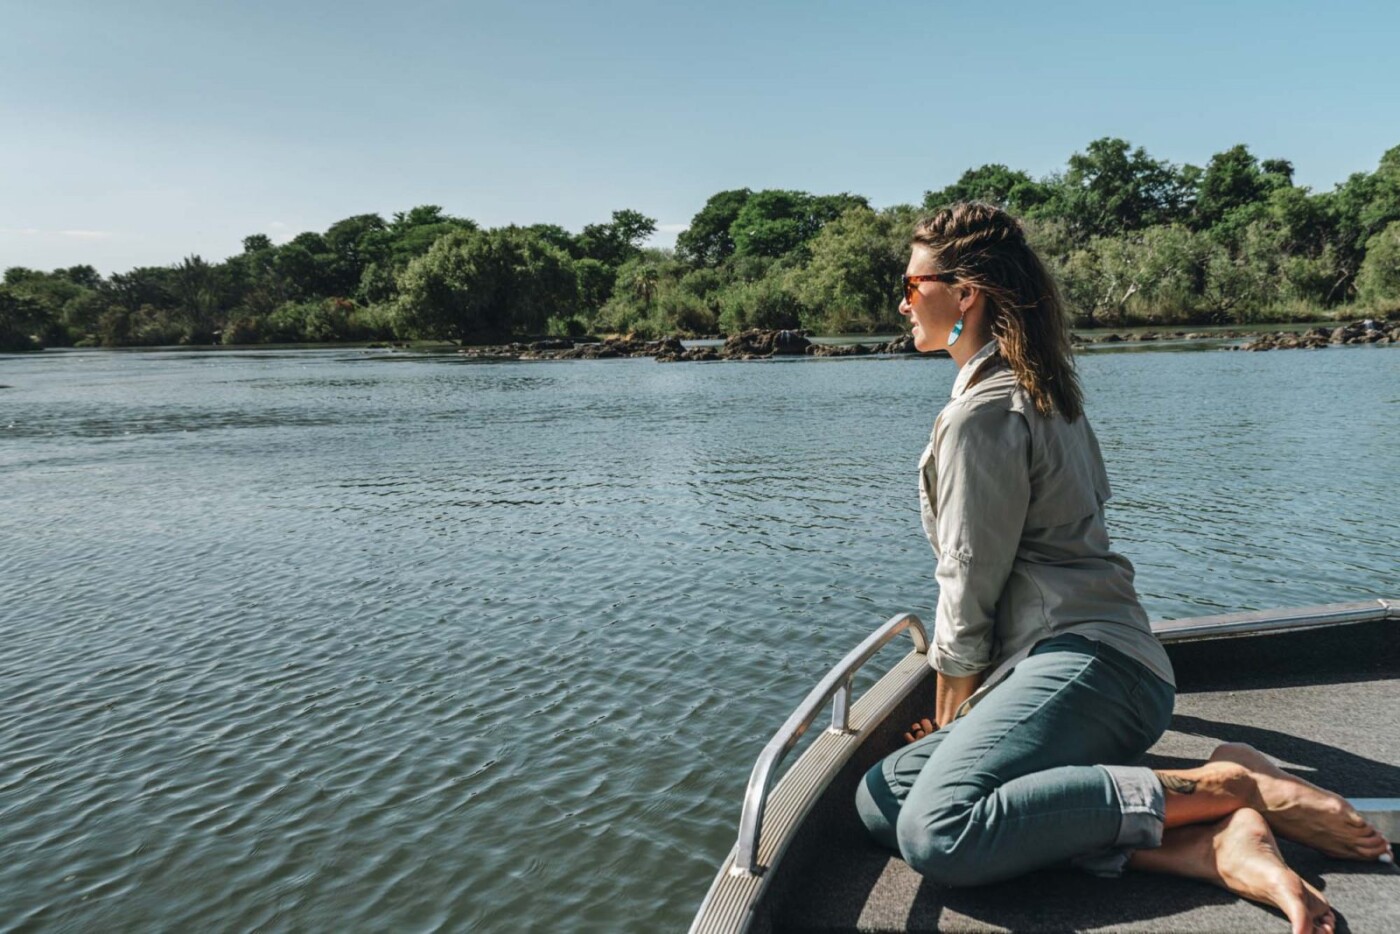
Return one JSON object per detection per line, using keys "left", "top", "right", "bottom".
{"left": 903, "top": 273, "right": 956, "bottom": 305}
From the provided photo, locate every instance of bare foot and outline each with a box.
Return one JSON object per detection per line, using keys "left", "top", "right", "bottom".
{"left": 1132, "top": 808, "right": 1335, "bottom": 934}
{"left": 1210, "top": 742, "right": 1393, "bottom": 861}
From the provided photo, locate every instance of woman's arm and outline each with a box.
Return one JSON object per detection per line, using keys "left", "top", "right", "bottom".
{"left": 928, "top": 403, "right": 1031, "bottom": 679}
{"left": 903, "top": 669, "right": 988, "bottom": 741}
{"left": 935, "top": 670, "right": 986, "bottom": 728}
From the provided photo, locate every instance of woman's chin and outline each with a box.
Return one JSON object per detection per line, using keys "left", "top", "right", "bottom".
{"left": 911, "top": 330, "right": 938, "bottom": 353}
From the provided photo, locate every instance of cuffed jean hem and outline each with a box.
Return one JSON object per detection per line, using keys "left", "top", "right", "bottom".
{"left": 1069, "top": 764, "right": 1165, "bottom": 878}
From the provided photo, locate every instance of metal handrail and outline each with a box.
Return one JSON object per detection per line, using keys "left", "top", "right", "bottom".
{"left": 1152, "top": 598, "right": 1398, "bottom": 642}
{"left": 731, "top": 612, "right": 928, "bottom": 877}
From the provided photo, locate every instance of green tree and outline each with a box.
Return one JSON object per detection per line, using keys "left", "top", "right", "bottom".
{"left": 226, "top": 236, "right": 284, "bottom": 316}
{"left": 525, "top": 223, "right": 582, "bottom": 258}
{"left": 58, "top": 265, "right": 102, "bottom": 290}
{"left": 1358, "top": 145, "right": 1400, "bottom": 236}
{"left": 1058, "top": 227, "right": 1211, "bottom": 326}
{"left": 1317, "top": 146, "right": 1400, "bottom": 301}
{"left": 0, "top": 287, "right": 46, "bottom": 351}
{"left": 395, "top": 229, "right": 506, "bottom": 340}
{"left": 1049, "top": 138, "right": 1193, "bottom": 239}
{"left": 596, "top": 252, "right": 680, "bottom": 336}
{"left": 730, "top": 190, "right": 814, "bottom": 258}
{"left": 274, "top": 234, "right": 332, "bottom": 299}
{"left": 394, "top": 228, "right": 577, "bottom": 341}
{"left": 356, "top": 261, "right": 398, "bottom": 306}
{"left": 715, "top": 273, "right": 805, "bottom": 333}
{"left": 324, "top": 213, "right": 388, "bottom": 295}
{"left": 573, "top": 258, "right": 615, "bottom": 323}
{"left": 108, "top": 266, "right": 176, "bottom": 316}
{"left": 924, "top": 164, "right": 1052, "bottom": 214}
{"left": 792, "top": 206, "right": 907, "bottom": 332}
{"left": 676, "top": 188, "right": 751, "bottom": 266}
{"left": 0, "top": 267, "right": 91, "bottom": 344}
{"left": 579, "top": 209, "right": 657, "bottom": 266}
{"left": 387, "top": 205, "right": 479, "bottom": 265}
{"left": 504, "top": 228, "right": 579, "bottom": 334}
{"left": 61, "top": 289, "right": 111, "bottom": 341}
{"left": 1357, "top": 220, "right": 1400, "bottom": 307}
{"left": 171, "top": 255, "right": 222, "bottom": 342}
{"left": 1195, "top": 144, "right": 1274, "bottom": 230}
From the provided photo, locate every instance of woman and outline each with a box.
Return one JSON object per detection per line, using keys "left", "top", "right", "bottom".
{"left": 854, "top": 202, "right": 1391, "bottom": 934}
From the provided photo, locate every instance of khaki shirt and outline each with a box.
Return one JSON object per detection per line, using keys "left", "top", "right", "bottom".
{"left": 918, "top": 341, "right": 1174, "bottom": 716}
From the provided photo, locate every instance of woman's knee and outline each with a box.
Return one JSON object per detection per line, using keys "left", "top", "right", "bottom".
{"left": 894, "top": 804, "right": 994, "bottom": 886}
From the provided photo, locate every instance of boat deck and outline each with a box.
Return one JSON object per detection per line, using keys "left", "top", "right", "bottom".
{"left": 765, "top": 619, "right": 1400, "bottom": 932}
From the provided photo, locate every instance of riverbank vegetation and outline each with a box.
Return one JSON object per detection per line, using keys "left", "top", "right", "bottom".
{"left": 4, "top": 139, "right": 1400, "bottom": 352}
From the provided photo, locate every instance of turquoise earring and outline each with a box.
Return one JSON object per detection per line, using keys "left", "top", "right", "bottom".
{"left": 947, "top": 315, "right": 964, "bottom": 346}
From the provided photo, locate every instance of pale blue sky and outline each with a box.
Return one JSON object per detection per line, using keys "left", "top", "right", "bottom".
{"left": 3, "top": 0, "right": 1397, "bottom": 273}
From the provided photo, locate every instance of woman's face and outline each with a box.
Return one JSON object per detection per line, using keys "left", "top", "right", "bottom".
{"left": 900, "top": 244, "right": 962, "bottom": 353}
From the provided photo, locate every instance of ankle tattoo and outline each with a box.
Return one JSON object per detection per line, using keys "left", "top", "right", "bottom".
{"left": 1156, "top": 772, "right": 1198, "bottom": 795}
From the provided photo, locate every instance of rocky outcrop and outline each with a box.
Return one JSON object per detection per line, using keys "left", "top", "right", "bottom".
{"left": 1070, "top": 330, "right": 1247, "bottom": 344}
{"left": 655, "top": 336, "right": 720, "bottom": 362}
{"left": 459, "top": 336, "right": 680, "bottom": 360}
{"left": 456, "top": 320, "right": 1392, "bottom": 362}
{"left": 806, "top": 342, "right": 874, "bottom": 357}
{"left": 719, "top": 329, "right": 812, "bottom": 359}
{"left": 878, "top": 334, "right": 920, "bottom": 354}
{"left": 1234, "top": 319, "right": 1400, "bottom": 351}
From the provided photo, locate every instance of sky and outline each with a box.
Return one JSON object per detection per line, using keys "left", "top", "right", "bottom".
{"left": 3, "top": 0, "right": 1398, "bottom": 274}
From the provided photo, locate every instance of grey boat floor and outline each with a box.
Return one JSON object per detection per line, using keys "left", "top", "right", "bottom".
{"left": 769, "top": 620, "right": 1400, "bottom": 933}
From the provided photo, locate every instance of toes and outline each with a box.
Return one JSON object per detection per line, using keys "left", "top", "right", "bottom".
{"left": 1355, "top": 837, "right": 1392, "bottom": 858}
{"left": 1298, "top": 883, "right": 1332, "bottom": 934}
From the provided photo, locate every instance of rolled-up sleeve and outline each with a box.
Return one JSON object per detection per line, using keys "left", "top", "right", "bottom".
{"left": 928, "top": 403, "right": 1031, "bottom": 676}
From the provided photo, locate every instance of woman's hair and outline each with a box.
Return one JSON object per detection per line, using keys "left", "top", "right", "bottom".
{"left": 912, "top": 202, "right": 1082, "bottom": 421}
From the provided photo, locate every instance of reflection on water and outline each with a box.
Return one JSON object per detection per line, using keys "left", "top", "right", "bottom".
{"left": 1, "top": 345, "right": 1396, "bottom": 931}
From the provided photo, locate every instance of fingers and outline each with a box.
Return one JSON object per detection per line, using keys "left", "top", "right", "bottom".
{"left": 903, "top": 718, "right": 936, "bottom": 745}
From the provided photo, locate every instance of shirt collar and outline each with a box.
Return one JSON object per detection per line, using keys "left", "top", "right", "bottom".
{"left": 950, "top": 340, "right": 1000, "bottom": 399}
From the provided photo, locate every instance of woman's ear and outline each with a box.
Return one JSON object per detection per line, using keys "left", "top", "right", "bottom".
{"left": 957, "top": 284, "right": 982, "bottom": 315}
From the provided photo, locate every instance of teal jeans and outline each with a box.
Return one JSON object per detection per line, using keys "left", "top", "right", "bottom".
{"left": 855, "top": 633, "right": 1176, "bottom": 886}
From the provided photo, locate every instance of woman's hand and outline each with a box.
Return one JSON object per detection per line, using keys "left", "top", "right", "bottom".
{"left": 903, "top": 717, "right": 937, "bottom": 744}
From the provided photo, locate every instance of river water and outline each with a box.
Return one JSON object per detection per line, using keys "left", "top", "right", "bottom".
{"left": 1, "top": 344, "right": 1396, "bottom": 932}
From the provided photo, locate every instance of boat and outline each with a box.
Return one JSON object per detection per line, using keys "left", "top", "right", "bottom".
{"left": 690, "top": 599, "right": 1400, "bottom": 932}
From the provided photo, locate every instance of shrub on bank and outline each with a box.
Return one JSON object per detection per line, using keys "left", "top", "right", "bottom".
{"left": 716, "top": 276, "right": 805, "bottom": 333}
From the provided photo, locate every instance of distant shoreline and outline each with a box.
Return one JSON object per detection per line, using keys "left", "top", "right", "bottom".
{"left": 8, "top": 318, "right": 1396, "bottom": 361}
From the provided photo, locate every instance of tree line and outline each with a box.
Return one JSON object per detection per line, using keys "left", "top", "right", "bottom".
{"left": 3, "top": 138, "right": 1399, "bottom": 352}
